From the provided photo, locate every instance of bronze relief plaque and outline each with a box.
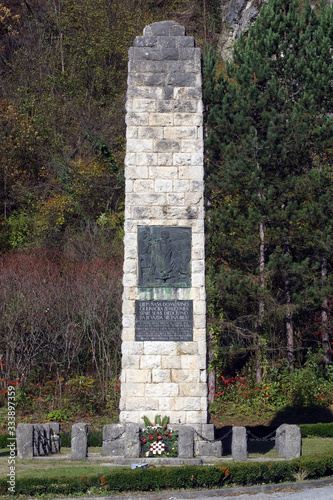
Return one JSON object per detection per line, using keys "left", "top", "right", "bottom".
{"left": 138, "top": 226, "right": 191, "bottom": 288}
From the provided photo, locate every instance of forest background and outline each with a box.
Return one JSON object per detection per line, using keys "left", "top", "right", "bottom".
{"left": 0, "top": 0, "right": 332, "bottom": 430}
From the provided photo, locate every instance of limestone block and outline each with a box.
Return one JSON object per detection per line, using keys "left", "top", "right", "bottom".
{"left": 157, "top": 153, "right": 174, "bottom": 166}
{"left": 132, "top": 99, "right": 157, "bottom": 113}
{"left": 125, "top": 180, "right": 133, "bottom": 192}
{"left": 121, "top": 383, "right": 145, "bottom": 397}
{"left": 171, "top": 369, "right": 200, "bottom": 383}
{"left": 201, "top": 424, "right": 215, "bottom": 441}
{"left": 174, "top": 87, "right": 202, "bottom": 100}
{"left": 121, "top": 355, "right": 140, "bottom": 369}
{"left": 146, "top": 383, "right": 178, "bottom": 397}
{"left": 130, "top": 206, "right": 164, "bottom": 219}
{"left": 120, "top": 412, "right": 139, "bottom": 423}
{"left": 179, "top": 383, "right": 207, "bottom": 397}
{"left": 167, "top": 411, "right": 186, "bottom": 424}
{"left": 140, "top": 355, "right": 161, "bottom": 369}
{"left": 177, "top": 342, "right": 198, "bottom": 355}
{"left": 126, "top": 112, "right": 149, "bottom": 126}
{"left": 144, "top": 341, "right": 177, "bottom": 355}
{"left": 133, "top": 180, "right": 155, "bottom": 192}
{"left": 122, "top": 274, "right": 136, "bottom": 287}
{"left": 155, "top": 139, "right": 181, "bottom": 153}
{"left": 186, "top": 411, "right": 208, "bottom": 424}
{"left": 126, "top": 139, "right": 153, "bottom": 153}
{"left": 159, "top": 397, "right": 175, "bottom": 411}
{"left": 180, "top": 355, "right": 201, "bottom": 371}
{"left": 143, "top": 20, "right": 185, "bottom": 37}
{"left": 275, "top": 424, "right": 301, "bottom": 459}
{"left": 232, "top": 426, "right": 248, "bottom": 461}
{"left": 122, "top": 298, "right": 135, "bottom": 314}
{"left": 174, "top": 106, "right": 202, "bottom": 121}
{"left": 195, "top": 441, "right": 222, "bottom": 457}
{"left": 137, "top": 153, "right": 158, "bottom": 166}
{"left": 122, "top": 327, "right": 135, "bottom": 341}
{"left": 178, "top": 426, "right": 194, "bottom": 458}
{"left": 167, "top": 193, "right": 185, "bottom": 205}
{"left": 126, "top": 126, "right": 138, "bottom": 139}
{"left": 155, "top": 179, "right": 173, "bottom": 192}
{"left": 175, "top": 397, "right": 201, "bottom": 411}
{"left": 127, "top": 86, "right": 163, "bottom": 100}
{"left": 71, "top": 423, "right": 88, "bottom": 460}
{"left": 162, "top": 356, "right": 181, "bottom": 369}
{"left": 124, "top": 369, "right": 152, "bottom": 383}
{"left": 164, "top": 126, "right": 196, "bottom": 140}
{"left": 138, "top": 126, "right": 163, "bottom": 139}
{"left": 152, "top": 369, "right": 171, "bottom": 383}
{"left": 185, "top": 192, "right": 203, "bottom": 205}
{"left": 149, "top": 113, "right": 173, "bottom": 126}
{"left": 174, "top": 153, "right": 192, "bottom": 166}
{"left": 125, "top": 166, "right": 148, "bottom": 179}
{"left": 149, "top": 166, "right": 178, "bottom": 179}
{"left": 178, "top": 47, "right": 201, "bottom": 61}
{"left": 182, "top": 139, "right": 203, "bottom": 153}
{"left": 103, "top": 424, "right": 125, "bottom": 457}
{"left": 178, "top": 165, "right": 203, "bottom": 180}
{"left": 190, "top": 180, "right": 204, "bottom": 192}
{"left": 174, "top": 180, "right": 189, "bottom": 192}
{"left": 17, "top": 424, "right": 34, "bottom": 459}
{"left": 194, "top": 329, "right": 207, "bottom": 342}
{"left": 124, "top": 424, "right": 141, "bottom": 458}
{"left": 126, "top": 397, "right": 159, "bottom": 411}
{"left": 193, "top": 299, "right": 206, "bottom": 314}
{"left": 197, "top": 341, "right": 207, "bottom": 357}
{"left": 200, "top": 370, "right": 207, "bottom": 383}
{"left": 127, "top": 193, "right": 166, "bottom": 206}
{"left": 191, "top": 152, "right": 203, "bottom": 165}
{"left": 193, "top": 314, "right": 206, "bottom": 329}
{"left": 166, "top": 73, "right": 198, "bottom": 87}
{"left": 122, "top": 341, "right": 143, "bottom": 356}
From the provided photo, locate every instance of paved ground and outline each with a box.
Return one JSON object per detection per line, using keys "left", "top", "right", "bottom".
{"left": 48, "top": 477, "right": 333, "bottom": 500}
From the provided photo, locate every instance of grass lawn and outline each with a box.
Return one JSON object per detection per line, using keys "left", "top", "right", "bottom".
{"left": 0, "top": 438, "right": 332, "bottom": 479}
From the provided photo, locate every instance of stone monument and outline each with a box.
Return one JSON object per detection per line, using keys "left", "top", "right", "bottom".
{"left": 120, "top": 20, "right": 207, "bottom": 426}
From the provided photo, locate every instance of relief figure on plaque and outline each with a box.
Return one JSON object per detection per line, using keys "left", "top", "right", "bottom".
{"left": 138, "top": 226, "right": 191, "bottom": 287}
{"left": 138, "top": 230, "right": 152, "bottom": 286}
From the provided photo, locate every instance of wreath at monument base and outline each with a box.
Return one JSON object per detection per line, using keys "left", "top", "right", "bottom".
{"left": 140, "top": 415, "right": 178, "bottom": 457}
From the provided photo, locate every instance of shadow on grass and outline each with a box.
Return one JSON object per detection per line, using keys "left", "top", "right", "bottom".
{"left": 270, "top": 405, "right": 333, "bottom": 426}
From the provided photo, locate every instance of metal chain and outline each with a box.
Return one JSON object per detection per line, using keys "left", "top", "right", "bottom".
{"left": 193, "top": 427, "right": 232, "bottom": 443}
{"left": 103, "top": 430, "right": 126, "bottom": 442}
{"left": 247, "top": 429, "right": 276, "bottom": 442}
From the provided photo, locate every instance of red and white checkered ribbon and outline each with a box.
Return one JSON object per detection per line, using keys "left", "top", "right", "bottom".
{"left": 149, "top": 441, "right": 165, "bottom": 455}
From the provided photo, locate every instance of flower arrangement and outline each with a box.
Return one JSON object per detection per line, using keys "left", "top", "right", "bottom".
{"left": 140, "top": 415, "right": 178, "bottom": 457}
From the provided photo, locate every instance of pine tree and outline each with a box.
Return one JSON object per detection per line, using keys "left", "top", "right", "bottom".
{"left": 204, "top": 0, "right": 333, "bottom": 375}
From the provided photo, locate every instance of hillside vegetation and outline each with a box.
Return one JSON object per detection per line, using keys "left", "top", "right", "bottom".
{"left": 0, "top": 0, "right": 332, "bottom": 428}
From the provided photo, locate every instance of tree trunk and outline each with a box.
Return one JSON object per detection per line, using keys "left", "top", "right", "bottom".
{"left": 256, "top": 221, "right": 265, "bottom": 384}
{"left": 321, "top": 255, "right": 331, "bottom": 366}
{"left": 284, "top": 272, "right": 294, "bottom": 369}
{"left": 208, "top": 328, "right": 216, "bottom": 403}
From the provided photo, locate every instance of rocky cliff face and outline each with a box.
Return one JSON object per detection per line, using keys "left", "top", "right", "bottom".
{"left": 218, "top": 0, "right": 261, "bottom": 60}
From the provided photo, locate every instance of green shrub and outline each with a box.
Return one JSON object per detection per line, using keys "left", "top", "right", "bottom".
{"left": 2, "top": 452, "right": 333, "bottom": 496}
{"left": 0, "top": 434, "right": 10, "bottom": 449}
{"left": 300, "top": 423, "right": 333, "bottom": 438}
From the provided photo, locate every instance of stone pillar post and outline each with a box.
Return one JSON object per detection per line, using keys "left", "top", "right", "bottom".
{"left": 120, "top": 20, "right": 207, "bottom": 426}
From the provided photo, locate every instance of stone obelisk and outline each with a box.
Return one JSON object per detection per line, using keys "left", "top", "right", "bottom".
{"left": 120, "top": 20, "right": 207, "bottom": 425}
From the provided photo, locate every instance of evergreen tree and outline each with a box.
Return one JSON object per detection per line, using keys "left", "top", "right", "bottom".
{"left": 204, "top": 0, "right": 333, "bottom": 376}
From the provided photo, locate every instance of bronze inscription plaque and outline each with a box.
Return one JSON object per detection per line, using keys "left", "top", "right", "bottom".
{"left": 135, "top": 300, "right": 193, "bottom": 341}
{"left": 138, "top": 226, "right": 191, "bottom": 288}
